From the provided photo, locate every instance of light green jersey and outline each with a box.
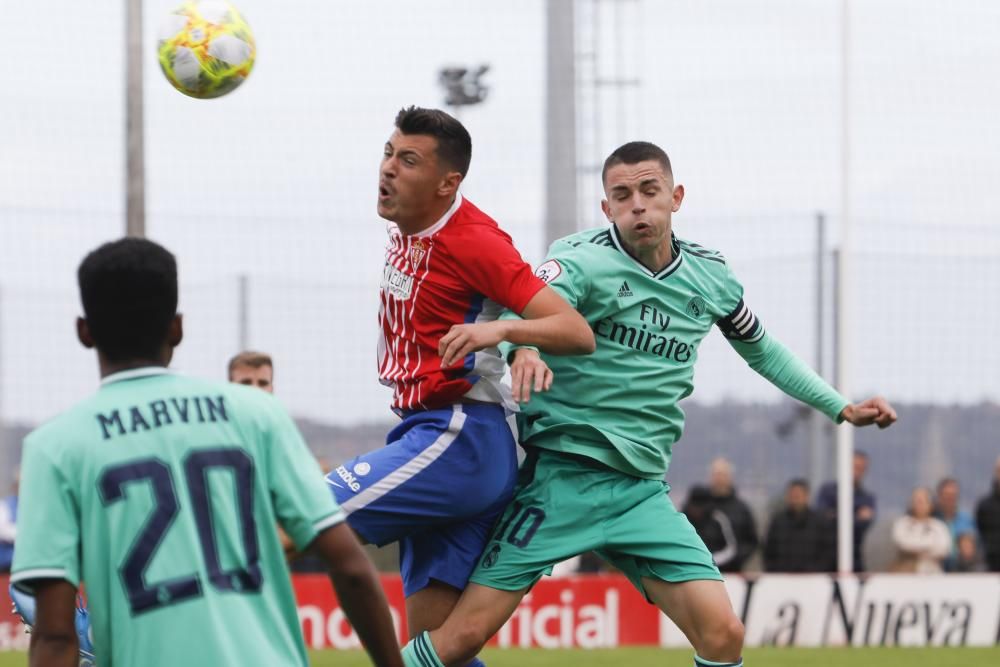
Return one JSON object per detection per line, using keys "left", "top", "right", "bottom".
{"left": 11, "top": 367, "right": 343, "bottom": 667}
{"left": 510, "top": 226, "right": 848, "bottom": 480}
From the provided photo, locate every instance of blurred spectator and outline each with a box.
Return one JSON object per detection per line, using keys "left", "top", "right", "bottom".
{"left": 228, "top": 350, "right": 274, "bottom": 393}
{"left": 816, "top": 450, "right": 876, "bottom": 571}
{"left": 228, "top": 351, "right": 325, "bottom": 573}
{"left": 974, "top": 455, "right": 1000, "bottom": 572}
{"left": 891, "top": 487, "right": 951, "bottom": 574}
{"left": 682, "top": 457, "right": 758, "bottom": 572}
{"left": 0, "top": 469, "right": 17, "bottom": 573}
{"left": 933, "top": 477, "right": 977, "bottom": 571}
{"left": 764, "top": 479, "right": 834, "bottom": 572}
{"left": 953, "top": 532, "right": 986, "bottom": 573}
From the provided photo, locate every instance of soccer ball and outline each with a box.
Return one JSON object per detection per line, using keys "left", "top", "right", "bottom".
{"left": 157, "top": 1, "right": 256, "bottom": 99}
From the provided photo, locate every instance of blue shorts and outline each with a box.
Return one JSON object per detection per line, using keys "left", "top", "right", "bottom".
{"left": 326, "top": 403, "right": 518, "bottom": 597}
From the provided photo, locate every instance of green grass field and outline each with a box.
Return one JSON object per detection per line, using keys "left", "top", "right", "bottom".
{"left": 2, "top": 647, "right": 999, "bottom": 666}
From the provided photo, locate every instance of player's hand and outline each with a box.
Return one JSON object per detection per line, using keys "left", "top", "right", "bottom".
{"left": 439, "top": 321, "right": 508, "bottom": 368}
{"left": 278, "top": 525, "right": 300, "bottom": 560}
{"left": 840, "top": 396, "right": 897, "bottom": 429}
{"left": 510, "top": 348, "right": 553, "bottom": 403}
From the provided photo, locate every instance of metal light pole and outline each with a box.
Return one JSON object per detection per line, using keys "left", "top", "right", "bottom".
{"left": 545, "top": 0, "right": 578, "bottom": 246}
{"left": 836, "top": 0, "right": 856, "bottom": 576}
{"left": 809, "top": 213, "right": 827, "bottom": 493}
{"left": 126, "top": 0, "right": 146, "bottom": 237}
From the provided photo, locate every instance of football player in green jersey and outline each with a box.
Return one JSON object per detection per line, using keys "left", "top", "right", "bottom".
{"left": 10, "top": 239, "right": 402, "bottom": 667}
{"left": 399, "top": 142, "right": 897, "bottom": 667}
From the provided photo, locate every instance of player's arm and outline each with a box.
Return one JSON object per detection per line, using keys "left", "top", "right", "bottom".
{"left": 10, "top": 437, "right": 85, "bottom": 667}
{"left": 439, "top": 235, "right": 595, "bottom": 367}
{"left": 439, "top": 285, "right": 594, "bottom": 367}
{"left": 310, "top": 523, "right": 403, "bottom": 667}
{"left": 717, "top": 295, "right": 896, "bottom": 428}
{"left": 27, "top": 579, "right": 79, "bottom": 667}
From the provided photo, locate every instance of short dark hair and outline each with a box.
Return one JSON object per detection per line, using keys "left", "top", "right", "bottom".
{"left": 602, "top": 141, "right": 673, "bottom": 185}
{"left": 228, "top": 350, "right": 273, "bottom": 378}
{"left": 394, "top": 106, "right": 472, "bottom": 179}
{"left": 787, "top": 478, "right": 810, "bottom": 492}
{"left": 937, "top": 477, "right": 958, "bottom": 492}
{"left": 78, "top": 238, "right": 178, "bottom": 362}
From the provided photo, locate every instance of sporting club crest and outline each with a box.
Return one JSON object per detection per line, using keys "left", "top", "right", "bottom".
{"left": 409, "top": 239, "right": 427, "bottom": 265}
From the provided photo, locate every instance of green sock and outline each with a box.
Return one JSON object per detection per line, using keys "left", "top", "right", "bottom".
{"left": 402, "top": 631, "right": 445, "bottom": 667}
{"left": 694, "top": 656, "right": 743, "bottom": 667}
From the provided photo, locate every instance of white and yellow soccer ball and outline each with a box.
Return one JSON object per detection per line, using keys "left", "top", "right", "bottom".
{"left": 158, "top": 1, "right": 256, "bottom": 99}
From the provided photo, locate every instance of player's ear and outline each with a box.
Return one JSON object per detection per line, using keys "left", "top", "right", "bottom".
{"left": 601, "top": 199, "right": 613, "bottom": 223}
{"left": 437, "top": 171, "right": 462, "bottom": 199}
{"left": 168, "top": 314, "right": 183, "bottom": 348}
{"left": 77, "top": 317, "right": 95, "bottom": 349}
{"left": 672, "top": 184, "right": 685, "bottom": 212}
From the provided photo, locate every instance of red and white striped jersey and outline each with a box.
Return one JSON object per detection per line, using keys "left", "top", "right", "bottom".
{"left": 377, "top": 194, "right": 545, "bottom": 413}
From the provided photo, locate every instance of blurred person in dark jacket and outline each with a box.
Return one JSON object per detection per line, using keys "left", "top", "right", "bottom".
{"left": 816, "top": 450, "right": 876, "bottom": 571}
{"left": 975, "top": 455, "right": 1000, "bottom": 572}
{"left": 682, "top": 457, "right": 758, "bottom": 572}
{"left": 764, "top": 479, "right": 833, "bottom": 572}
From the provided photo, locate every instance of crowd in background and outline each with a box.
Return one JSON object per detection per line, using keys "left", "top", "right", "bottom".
{"left": 677, "top": 451, "right": 1000, "bottom": 575}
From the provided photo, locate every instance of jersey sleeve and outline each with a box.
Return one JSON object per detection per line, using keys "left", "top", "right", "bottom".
{"left": 728, "top": 330, "right": 849, "bottom": 422}
{"left": 449, "top": 226, "right": 546, "bottom": 315}
{"left": 10, "top": 435, "right": 81, "bottom": 591}
{"left": 715, "top": 262, "right": 847, "bottom": 421}
{"left": 263, "top": 402, "right": 345, "bottom": 551}
{"left": 714, "top": 262, "right": 765, "bottom": 344}
{"left": 531, "top": 238, "right": 591, "bottom": 310}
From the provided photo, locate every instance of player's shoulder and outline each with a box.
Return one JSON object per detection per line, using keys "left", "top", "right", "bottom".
{"left": 675, "top": 235, "right": 734, "bottom": 283}
{"left": 550, "top": 226, "right": 620, "bottom": 256}
{"left": 445, "top": 197, "right": 506, "bottom": 238}
{"left": 439, "top": 197, "right": 529, "bottom": 265}
{"left": 23, "top": 396, "right": 99, "bottom": 455}
{"left": 675, "top": 235, "right": 729, "bottom": 267}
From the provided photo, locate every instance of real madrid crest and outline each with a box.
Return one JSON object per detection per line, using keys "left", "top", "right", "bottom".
{"left": 409, "top": 239, "right": 427, "bottom": 265}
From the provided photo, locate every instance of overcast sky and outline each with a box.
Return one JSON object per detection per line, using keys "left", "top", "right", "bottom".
{"left": 1, "top": 0, "right": 998, "bottom": 425}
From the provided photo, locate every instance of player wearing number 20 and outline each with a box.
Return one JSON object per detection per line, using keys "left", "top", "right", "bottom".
{"left": 10, "top": 239, "right": 402, "bottom": 667}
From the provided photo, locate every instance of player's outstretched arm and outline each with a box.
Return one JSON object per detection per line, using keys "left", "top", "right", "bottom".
{"left": 839, "top": 396, "right": 897, "bottom": 429}
{"left": 312, "top": 523, "right": 403, "bottom": 667}
{"left": 26, "top": 579, "right": 79, "bottom": 667}
{"left": 439, "top": 287, "right": 594, "bottom": 367}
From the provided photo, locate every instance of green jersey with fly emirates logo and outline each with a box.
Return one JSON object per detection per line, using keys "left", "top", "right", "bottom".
{"left": 508, "top": 225, "right": 849, "bottom": 480}
{"left": 468, "top": 226, "right": 850, "bottom": 594}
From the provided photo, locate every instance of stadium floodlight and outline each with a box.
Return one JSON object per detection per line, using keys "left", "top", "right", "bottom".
{"left": 438, "top": 64, "right": 491, "bottom": 108}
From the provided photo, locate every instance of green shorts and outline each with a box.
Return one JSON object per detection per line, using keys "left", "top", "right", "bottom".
{"left": 469, "top": 448, "right": 722, "bottom": 598}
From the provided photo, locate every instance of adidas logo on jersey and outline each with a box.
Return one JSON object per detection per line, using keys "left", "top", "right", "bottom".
{"left": 617, "top": 281, "right": 634, "bottom": 298}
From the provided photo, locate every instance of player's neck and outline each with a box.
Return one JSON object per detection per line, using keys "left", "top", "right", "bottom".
{"left": 637, "top": 245, "right": 674, "bottom": 273}
{"left": 395, "top": 196, "right": 457, "bottom": 236}
{"left": 624, "top": 237, "right": 674, "bottom": 273}
{"left": 97, "top": 351, "right": 172, "bottom": 379}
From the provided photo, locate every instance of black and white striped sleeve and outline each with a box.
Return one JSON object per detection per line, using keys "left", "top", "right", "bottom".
{"left": 716, "top": 298, "right": 765, "bottom": 343}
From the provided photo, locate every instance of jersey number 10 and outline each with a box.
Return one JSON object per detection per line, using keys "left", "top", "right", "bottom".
{"left": 99, "top": 447, "right": 261, "bottom": 615}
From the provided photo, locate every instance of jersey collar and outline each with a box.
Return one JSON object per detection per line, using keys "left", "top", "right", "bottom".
{"left": 101, "top": 366, "right": 172, "bottom": 386}
{"left": 609, "top": 225, "right": 683, "bottom": 279}
{"left": 409, "top": 192, "right": 463, "bottom": 238}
